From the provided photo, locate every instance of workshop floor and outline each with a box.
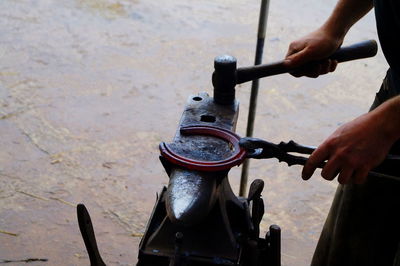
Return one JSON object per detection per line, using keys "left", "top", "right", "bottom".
{"left": 0, "top": 0, "right": 386, "bottom": 265}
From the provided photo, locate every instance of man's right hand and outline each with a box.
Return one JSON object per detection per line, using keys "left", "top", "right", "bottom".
{"left": 285, "top": 28, "right": 344, "bottom": 78}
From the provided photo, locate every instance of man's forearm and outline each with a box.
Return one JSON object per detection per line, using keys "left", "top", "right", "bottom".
{"left": 322, "top": 0, "right": 374, "bottom": 40}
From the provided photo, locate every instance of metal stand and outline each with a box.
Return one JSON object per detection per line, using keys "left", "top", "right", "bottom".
{"left": 239, "top": 0, "right": 270, "bottom": 197}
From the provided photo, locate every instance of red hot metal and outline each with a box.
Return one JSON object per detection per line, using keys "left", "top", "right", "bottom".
{"left": 159, "top": 125, "right": 247, "bottom": 172}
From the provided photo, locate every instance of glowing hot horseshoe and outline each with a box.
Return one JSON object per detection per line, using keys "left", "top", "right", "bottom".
{"left": 159, "top": 125, "right": 247, "bottom": 172}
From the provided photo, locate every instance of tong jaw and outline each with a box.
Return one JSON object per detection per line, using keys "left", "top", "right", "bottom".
{"left": 240, "top": 137, "right": 314, "bottom": 167}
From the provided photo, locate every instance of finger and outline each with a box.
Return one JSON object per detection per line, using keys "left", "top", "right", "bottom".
{"left": 319, "top": 59, "right": 331, "bottom": 75}
{"left": 286, "top": 41, "right": 306, "bottom": 57}
{"left": 321, "top": 157, "right": 341, "bottom": 181}
{"left": 290, "top": 70, "right": 303, "bottom": 78}
{"left": 329, "top": 60, "right": 338, "bottom": 72}
{"left": 352, "top": 167, "right": 369, "bottom": 184}
{"left": 291, "top": 62, "right": 321, "bottom": 78}
{"left": 305, "top": 64, "right": 322, "bottom": 78}
{"left": 302, "top": 146, "right": 330, "bottom": 180}
{"left": 286, "top": 47, "right": 314, "bottom": 68}
{"left": 337, "top": 168, "right": 353, "bottom": 184}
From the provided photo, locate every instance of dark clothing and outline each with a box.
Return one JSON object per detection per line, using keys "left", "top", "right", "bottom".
{"left": 373, "top": 0, "right": 400, "bottom": 156}
{"left": 374, "top": 0, "right": 400, "bottom": 93}
{"left": 311, "top": 74, "right": 400, "bottom": 266}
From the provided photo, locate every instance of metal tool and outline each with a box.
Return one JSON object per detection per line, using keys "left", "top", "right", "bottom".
{"left": 77, "top": 204, "right": 106, "bottom": 266}
{"left": 213, "top": 40, "right": 378, "bottom": 105}
{"left": 240, "top": 137, "right": 400, "bottom": 180}
{"left": 159, "top": 125, "right": 246, "bottom": 172}
{"left": 240, "top": 137, "right": 322, "bottom": 166}
{"left": 241, "top": 0, "right": 271, "bottom": 197}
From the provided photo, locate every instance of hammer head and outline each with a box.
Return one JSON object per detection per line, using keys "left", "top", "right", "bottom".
{"left": 212, "top": 55, "right": 237, "bottom": 105}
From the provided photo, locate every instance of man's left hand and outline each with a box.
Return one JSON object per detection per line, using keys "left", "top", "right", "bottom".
{"left": 302, "top": 100, "right": 400, "bottom": 184}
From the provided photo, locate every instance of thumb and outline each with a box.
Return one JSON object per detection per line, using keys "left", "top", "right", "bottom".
{"left": 285, "top": 47, "right": 314, "bottom": 68}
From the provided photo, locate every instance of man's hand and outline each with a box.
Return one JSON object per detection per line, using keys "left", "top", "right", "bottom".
{"left": 284, "top": 0, "right": 374, "bottom": 78}
{"left": 302, "top": 96, "right": 400, "bottom": 184}
{"left": 285, "top": 28, "right": 343, "bottom": 78}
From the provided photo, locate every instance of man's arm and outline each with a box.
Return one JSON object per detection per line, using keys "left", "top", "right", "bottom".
{"left": 321, "top": 0, "right": 374, "bottom": 39}
{"left": 302, "top": 95, "right": 400, "bottom": 184}
{"left": 284, "top": 0, "right": 400, "bottom": 184}
{"left": 285, "top": 0, "right": 374, "bottom": 77}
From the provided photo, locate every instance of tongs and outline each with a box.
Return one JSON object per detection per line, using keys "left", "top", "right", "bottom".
{"left": 240, "top": 137, "right": 400, "bottom": 181}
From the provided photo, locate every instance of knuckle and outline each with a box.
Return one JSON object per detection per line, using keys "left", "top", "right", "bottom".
{"left": 347, "top": 159, "right": 357, "bottom": 168}
{"left": 323, "top": 140, "right": 335, "bottom": 151}
{"left": 288, "top": 42, "right": 300, "bottom": 53}
{"left": 347, "top": 156, "right": 363, "bottom": 169}
{"left": 335, "top": 151, "right": 348, "bottom": 162}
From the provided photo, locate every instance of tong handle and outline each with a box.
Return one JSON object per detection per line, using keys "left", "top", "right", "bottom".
{"left": 277, "top": 140, "right": 400, "bottom": 172}
{"left": 242, "top": 137, "right": 400, "bottom": 180}
{"left": 277, "top": 153, "right": 322, "bottom": 168}
{"left": 283, "top": 152, "right": 400, "bottom": 181}
{"left": 77, "top": 204, "right": 106, "bottom": 266}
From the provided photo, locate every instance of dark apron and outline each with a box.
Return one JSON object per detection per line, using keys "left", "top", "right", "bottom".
{"left": 311, "top": 70, "right": 400, "bottom": 266}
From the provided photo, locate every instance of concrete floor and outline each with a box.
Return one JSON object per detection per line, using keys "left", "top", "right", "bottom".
{"left": 0, "top": 0, "right": 387, "bottom": 265}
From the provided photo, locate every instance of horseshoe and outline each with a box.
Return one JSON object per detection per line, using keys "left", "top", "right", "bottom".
{"left": 159, "top": 125, "right": 247, "bottom": 172}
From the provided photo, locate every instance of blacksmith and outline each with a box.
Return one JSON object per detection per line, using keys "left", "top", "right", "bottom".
{"left": 284, "top": 0, "right": 400, "bottom": 265}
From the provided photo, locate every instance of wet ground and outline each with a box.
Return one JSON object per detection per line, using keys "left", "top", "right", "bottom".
{"left": 0, "top": 0, "right": 387, "bottom": 265}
